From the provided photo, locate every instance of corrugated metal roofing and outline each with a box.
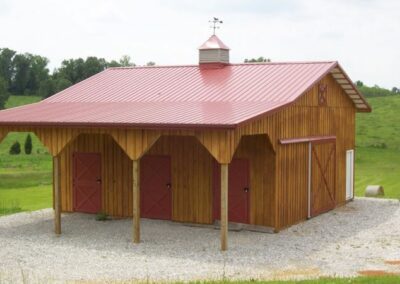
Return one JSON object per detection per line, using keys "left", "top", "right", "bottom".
{"left": 0, "top": 61, "right": 371, "bottom": 129}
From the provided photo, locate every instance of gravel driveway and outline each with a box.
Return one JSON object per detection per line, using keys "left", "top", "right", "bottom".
{"left": 0, "top": 197, "right": 399, "bottom": 282}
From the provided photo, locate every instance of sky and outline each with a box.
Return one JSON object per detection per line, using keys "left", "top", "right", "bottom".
{"left": 0, "top": 0, "right": 399, "bottom": 88}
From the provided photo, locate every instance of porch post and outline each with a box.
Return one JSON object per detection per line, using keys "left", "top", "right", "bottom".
{"left": 132, "top": 159, "right": 140, "bottom": 243}
{"left": 53, "top": 155, "right": 61, "bottom": 235}
{"left": 220, "top": 163, "right": 229, "bottom": 251}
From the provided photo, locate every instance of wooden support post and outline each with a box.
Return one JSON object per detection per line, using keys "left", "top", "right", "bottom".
{"left": 132, "top": 159, "right": 140, "bottom": 243}
{"left": 220, "top": 163, "right": 228, "bottom": 251}
{"left": 53, "top": 155, "right": 61, "bottom": 235}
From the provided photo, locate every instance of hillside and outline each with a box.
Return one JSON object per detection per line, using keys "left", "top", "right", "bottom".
{"left": 356, "top": 95, "right": 400, "bottom": 149}
{"left": 355, "top": 95, "right": 400, "bottom": 198}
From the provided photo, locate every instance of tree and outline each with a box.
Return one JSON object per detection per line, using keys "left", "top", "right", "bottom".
{"left": 0, "top": 77, "right": 10, "bottom": 109}
{"left": 12, "top": 54, "right": 31, "bottom": 95}
{"left": 24, "top": 134, "right": 33, "bottom": 154}
{"left": 356, "top": 81, "right": 398, "bottom": 97}
{"left": 108, "top": 60, "right": 121, "bottom": 67}
{"left": 56, "top": 58, "right": 85, "bottom": 84}
{"left": 26, "top": 55, "right": 49, "bottom": 94}
{"left": 119, "top": 55, "right": 135, "bottom": 67}
{"left": 84, "top": 57, "right": 107, "bottom": 78}
{"left": 0, "top": 48, "right": 16, "bottom": 87}
{"left": 146, "top": 61, "right": 156, "bottom": 66}
{"left": 244, "top": 57, "right": 271, "bottom": 63}
{"left": 54, "top": 78, "right": 72, "bottom": 93}
{"left": 9, "top": 141, "right": 21, "bottom": 155}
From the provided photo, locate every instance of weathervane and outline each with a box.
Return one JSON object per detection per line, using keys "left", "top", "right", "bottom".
{"left": 209, "top": 17, "right": 223, "bottom": 35}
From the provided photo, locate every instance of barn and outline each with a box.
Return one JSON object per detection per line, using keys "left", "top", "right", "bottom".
{"left": 0, "top": 35, "right": 371, "bottom": 250}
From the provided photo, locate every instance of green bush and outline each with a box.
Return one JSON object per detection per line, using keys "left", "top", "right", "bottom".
{"left": 9, "top": 141, "right": 21, "bottom": 155}
{"left": 95, "top": 211, "right": 110, "bottom": 221}
{"left": 24, "top": 134, "right": 33, "bottom": 154}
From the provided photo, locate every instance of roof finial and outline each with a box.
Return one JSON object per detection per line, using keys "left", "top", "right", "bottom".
{"left": 209, "top": 17, "right": 223, "bottom": 35}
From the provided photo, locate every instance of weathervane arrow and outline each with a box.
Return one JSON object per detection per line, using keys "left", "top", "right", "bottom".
{"left": 209, "top": 17, "right": 223, "bottom": 35}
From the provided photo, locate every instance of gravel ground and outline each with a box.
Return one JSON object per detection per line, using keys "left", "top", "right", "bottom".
{"left": 0, "top": 197, "right": 399, "bottom": 283}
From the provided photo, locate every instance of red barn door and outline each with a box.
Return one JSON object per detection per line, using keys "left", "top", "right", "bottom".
{"left": 73, "top": 153, "right": 102, "bottom": 214}
{"left": 213, "top": 159, "right": 250, "bottom": 224}
{"left": 311, "top": 141, "right": 336, "bottom": 217}
{"left": 140, "top": 155, "right": 172, "bottom": 220}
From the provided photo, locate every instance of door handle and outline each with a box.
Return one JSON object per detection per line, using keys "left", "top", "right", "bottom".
{"left": 96, "top": 178, "right": 102, "bottom": 184}
{"left": 244, "top": 187, "right": 249, "bottom": 192}
{"left": 166, "top": 183, "right": 171, "bottom": 189}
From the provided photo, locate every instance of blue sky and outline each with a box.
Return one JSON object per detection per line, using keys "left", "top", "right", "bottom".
{"left": 0, "top": 0, "right": 399, "bottom": 88}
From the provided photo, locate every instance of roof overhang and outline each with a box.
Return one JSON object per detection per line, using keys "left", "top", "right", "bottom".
{"left": 329, "top": 63, "right": 371, "bottom": 112}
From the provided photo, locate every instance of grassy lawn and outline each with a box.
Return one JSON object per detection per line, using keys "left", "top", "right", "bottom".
{"left": 4, "top": 95, "right": 42, "bottom": 109}
{"left": 355, "top": 147, "right": 400, "bottom": 199}
{"left": 355, "top": 95, "right": 400, "bottom": 199}
{"left": 0, "top": 98, "right": 52, "bottom": 214}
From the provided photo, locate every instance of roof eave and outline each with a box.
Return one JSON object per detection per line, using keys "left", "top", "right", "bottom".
{"left": 331, "top": 63, "right": 372, "bottom": 113}
{"left": 0, "top": 121, "right": 237, "bottom": 131}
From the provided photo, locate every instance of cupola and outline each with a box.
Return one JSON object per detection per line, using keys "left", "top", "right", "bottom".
{"left": 198, "top": 35, "right": 230, "bottom": 67}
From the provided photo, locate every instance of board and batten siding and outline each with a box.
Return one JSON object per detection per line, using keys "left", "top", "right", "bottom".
{"left": 58, "top": 133, "right": 276, "bottom": 226}
{"left": 233, "top": 135, "right": 276, "bottom": 227}
{"left": 59, "top": 133, "right": 133, "bottom": 216}
{"left": 236, "top": 73, "right": 356, "bottom": 229}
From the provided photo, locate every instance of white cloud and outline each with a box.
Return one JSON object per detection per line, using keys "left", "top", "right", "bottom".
{"left": 0, "top": 0, "right": 398, "bottom": 88}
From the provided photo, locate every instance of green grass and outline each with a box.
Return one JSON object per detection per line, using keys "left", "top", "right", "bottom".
{"left": 5, "top": 95, "right": 42, "bottom": 109}
{"left": 355, "top": 147, "right": 400, "bottom": 199}
{"left": 0, "top": 96, "right": 53, "bottom": 215}
{"left": 0, "top": 185, "right": 52, "bottom": 216}
{"left": 355, "top": 95, "right": 400, "bottom": 199}
{"left": 356, "top": 96, "right": 400, "bottom": 150}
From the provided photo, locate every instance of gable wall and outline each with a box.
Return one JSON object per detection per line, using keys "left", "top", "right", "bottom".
{"left": 236, "top": 73, "right": 356, "bottom": 229}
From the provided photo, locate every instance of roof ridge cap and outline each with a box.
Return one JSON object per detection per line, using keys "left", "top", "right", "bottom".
{"left": 108, "top": 61, "right": 338, "bottom": 70}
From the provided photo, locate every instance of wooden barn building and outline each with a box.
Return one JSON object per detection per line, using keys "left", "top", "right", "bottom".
{"left": 0, "top": 35, "right": 371, "bottom": 250}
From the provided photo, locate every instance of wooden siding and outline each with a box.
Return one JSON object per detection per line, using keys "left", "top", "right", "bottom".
{"left": 58, "top": 133, "right": 275, "bottom": 226}
{"left": 59, "top": 134, "right": 216, "bottom": 223}
{"left": 233, "top": 135, "right": 275, "bottom": 227}
{"left": 147, "top": 136, "right": 214, "bottom": 224}
{"left": 236, "top": 73, "right": 356, "bottom": 229}
{"left": 110, "top": 129, "right": 160, "bottom": 160}
{"left": 59, "top": 133, "right": 133, "bottom": 216}
{"left": 195, "top": 130, "right": 241, "bottom": 164}
{"left": 0, "top": 129, "right": 6, "bottom": 144}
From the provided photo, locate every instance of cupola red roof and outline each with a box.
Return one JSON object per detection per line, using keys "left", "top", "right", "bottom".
{"left": 199, "top": 35, "right": 230, "bottom": 50}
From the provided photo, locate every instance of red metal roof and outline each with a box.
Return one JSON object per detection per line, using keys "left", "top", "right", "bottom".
{"left": 0, "top": 61, "right": 371, "bottom": 129}
{"left": 199, "top": 35, "right": 230, "bottom": 50}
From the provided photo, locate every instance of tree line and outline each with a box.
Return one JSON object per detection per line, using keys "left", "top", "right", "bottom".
{"left": 0, "top": 48, "right": 398, "bottom": 110}
{"left": 0, "top": 47, "right": 156, "bottom": 109}
{"left": 355, "top": 81, "right": 399, "bottom": 98}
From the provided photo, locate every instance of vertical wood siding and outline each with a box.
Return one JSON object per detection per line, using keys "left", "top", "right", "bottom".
{"left": 237, "top": 74, "right": 356, "bottom": 229}
{"left": 147, "top": 136, "right": 214, "bottom": 224}
{"left": 233, "top": 135, "right": 276, "bottom": 227}
{"left": 59, "top": 133, "right": 133, "bottom": 217}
